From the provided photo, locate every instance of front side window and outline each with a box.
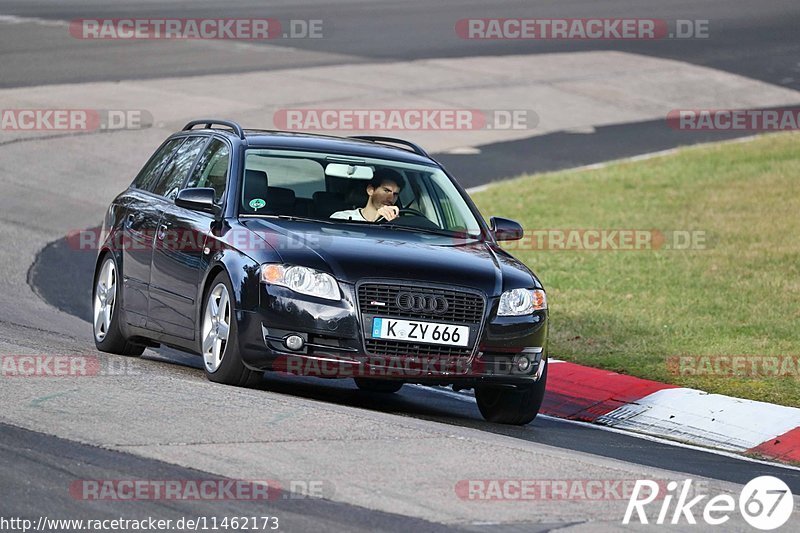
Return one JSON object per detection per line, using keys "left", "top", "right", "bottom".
{"left": 240, "top": 149, "right": 483, "bottom": 237}
{"left": 185, "top": 139, "right": 230, "bottom": 203}
{"left": 131, "top": 138, "right": 185, "bottom": 191}
{"left": 152, "top": 137, "right": 208, "bottom": 199}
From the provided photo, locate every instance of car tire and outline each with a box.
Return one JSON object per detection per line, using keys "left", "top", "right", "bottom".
{"left": 92, "top": 254, "right": 145, "bottom": 356}
{"left": 201, "top": 272, "right": 262, "bottom": 387}
{"left": 354, "top": 378, "right": 404, "bottom": 394}
{"left": 474, "top": 361, "right": 548, "bottom": 425}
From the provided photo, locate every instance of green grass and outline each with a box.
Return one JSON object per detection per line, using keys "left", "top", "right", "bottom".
{"left": 471, "top": 133, "right": 800, "bottom": 407}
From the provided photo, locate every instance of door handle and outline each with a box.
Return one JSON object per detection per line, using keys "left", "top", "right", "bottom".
{"left": 157, "top": 224, "right": 168, "bottom": 241}
{"left": 124, "top": 213, "right": 135, "bottom": 228}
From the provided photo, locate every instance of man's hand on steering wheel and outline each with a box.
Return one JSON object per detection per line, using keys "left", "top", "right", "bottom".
{"left": 375, "top": 207, "right": 429, "bottom": 222}
{"left": 375, "top": 205, "right": 399, "bottom": 221}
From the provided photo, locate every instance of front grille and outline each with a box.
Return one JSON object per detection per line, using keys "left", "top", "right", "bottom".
{"left": 364, "top": 338, "right": 472, "bottom": 359}
{"left": 358, "top": 283, "right": 485, "bottom": 358}
{"left": 358, "top": 284, "right": 485, "bottom": 324}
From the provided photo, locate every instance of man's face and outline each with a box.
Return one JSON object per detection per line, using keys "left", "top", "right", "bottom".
{"left": 367, "top": 180, "right": 400, "bottom": 207}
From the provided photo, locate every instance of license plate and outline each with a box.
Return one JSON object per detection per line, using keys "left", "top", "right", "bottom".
{"left": 371, "top": 318, "right": 469, "bottom": 347}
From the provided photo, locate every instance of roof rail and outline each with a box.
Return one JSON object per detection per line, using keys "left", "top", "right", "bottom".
{"left": 183, "top": 119, "right": 245, "bottom": 139}
{"left": 349, "top": 135, "right": 429, "bottom": 158}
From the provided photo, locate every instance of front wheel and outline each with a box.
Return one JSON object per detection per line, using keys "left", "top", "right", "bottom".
{"left": 475, "top": 361, "right": 548, "bottom": 425}
{"left": 92, "top": 254, "right": 144, "bottom": 356}
{"left": 201, "top": 272, "right": 262, "bottom": 387}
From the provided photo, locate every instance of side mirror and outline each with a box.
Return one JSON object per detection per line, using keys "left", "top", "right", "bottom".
{"left": 175, "top": 188, "right": 219, "bottom": 216}
{"left": 490, "top": 216, "right": 524, "bottom": 241}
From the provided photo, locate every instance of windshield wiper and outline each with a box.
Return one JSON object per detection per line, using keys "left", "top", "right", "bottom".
{"left": 245, "top": 214, "right": 336, "bottom": 224}
{"left": 378, "top": 224, "right": 478, "bottom": 240}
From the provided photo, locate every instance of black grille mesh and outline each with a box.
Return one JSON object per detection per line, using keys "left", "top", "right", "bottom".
{"left": 364, "top": 338, "right": 472, "bottom": 358}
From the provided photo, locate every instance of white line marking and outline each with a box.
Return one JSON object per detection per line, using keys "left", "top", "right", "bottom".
{"left": 414, "top": 384, "right": 800, "bottom": 472}
{"left": 0, "top": 14, "right": 68, "bottom": 27}
{"left": 440, "top": 146, "right": 482, "bottom": 155}
{"left": 463, "top": 183, "right": 492, "bottom": 194}
{"left": 538, "top": 413, "right": 800, "bottom": 473}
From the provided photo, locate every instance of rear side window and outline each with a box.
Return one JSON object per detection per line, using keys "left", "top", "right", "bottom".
{"left": 132, "top": 138, "right": 185, "bottom": 191}
{"left": 151, "top": 137, "right": 208, "bottom": 199}
{"left": 185, "top": 139, "right": 230, "bottom": 204}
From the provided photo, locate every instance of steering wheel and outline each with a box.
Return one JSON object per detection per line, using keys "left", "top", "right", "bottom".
{"left": 376, "top": 207, "right": 427, "bottom": 222}
{"left": 396, "top": 207, "right": 427, "bottom": 218}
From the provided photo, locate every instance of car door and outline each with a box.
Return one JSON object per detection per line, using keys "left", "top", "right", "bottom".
{"left": 120, "top": 137, "right": 186, "bottom": 326}
{"left": 146, "top": 136, "right": 220, "bottom": 339}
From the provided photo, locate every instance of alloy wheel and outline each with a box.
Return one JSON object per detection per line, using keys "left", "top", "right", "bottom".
{"left": 93, "top": 258, "right": 116, "bottom": 342}
{"left": 202, "top": 283, "right": 231, "bottom": 373}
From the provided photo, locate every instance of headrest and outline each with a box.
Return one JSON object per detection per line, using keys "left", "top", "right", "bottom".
{"left": 312, "top": 191, "right": 346, "bottom": 218}
{"left": 267, "top": 187, "right": 296, "bottom": 211}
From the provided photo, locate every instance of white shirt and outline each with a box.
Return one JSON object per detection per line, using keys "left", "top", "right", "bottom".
{"left": 330, "top": 208, "right": 367, "bottom": 221}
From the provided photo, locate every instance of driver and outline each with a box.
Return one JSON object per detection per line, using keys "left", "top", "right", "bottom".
{"left": 330, "top": 168, "right": 403, "bottom": 222}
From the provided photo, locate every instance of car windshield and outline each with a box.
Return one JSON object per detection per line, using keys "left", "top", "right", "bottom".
{"left": 240, "top": 149, "right": 483, "bottom": 238}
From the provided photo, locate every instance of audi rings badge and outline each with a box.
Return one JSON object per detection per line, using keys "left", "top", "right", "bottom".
{"left": 395, "top": 292, "right": 449, "bottom": 314}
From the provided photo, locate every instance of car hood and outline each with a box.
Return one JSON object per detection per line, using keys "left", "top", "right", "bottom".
{"left": 240, "top": 219, "right": 539, "bottom": 296}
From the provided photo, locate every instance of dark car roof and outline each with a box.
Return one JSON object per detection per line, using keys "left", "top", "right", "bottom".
{"left": 183, "top": 127, "right": 439, "bottom": 167}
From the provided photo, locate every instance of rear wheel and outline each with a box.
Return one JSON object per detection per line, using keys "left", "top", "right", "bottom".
{"left": 201, "top": 272, "right": 262, "bottom": 387}
{"left": 92, "top": 254, "right": 144, "bottom": 356}
{"left": 475, "top": 362, "right": 548, "bottom": 425}
{"left": 354, "top": 378, "right": 403, "bottom": 394}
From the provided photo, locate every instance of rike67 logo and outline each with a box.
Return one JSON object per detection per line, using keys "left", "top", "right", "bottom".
{"left": 624, "top": 476, "right": 794, "bottom": 530}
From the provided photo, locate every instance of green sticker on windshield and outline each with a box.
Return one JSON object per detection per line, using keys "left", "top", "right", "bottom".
{"left": 249, "top": 198, "right": 266, "bottom": 211}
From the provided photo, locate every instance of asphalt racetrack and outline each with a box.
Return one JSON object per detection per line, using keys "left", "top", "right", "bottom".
{"left": 1, "top": 1, "right": 800, "bottom": 531}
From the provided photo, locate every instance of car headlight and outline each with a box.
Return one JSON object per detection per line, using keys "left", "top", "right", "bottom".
{"left": 261, "top": 264, "right": 341, "bottom": 301}
{"left": 497, "top": 288, "right": 547, "bottom": 316}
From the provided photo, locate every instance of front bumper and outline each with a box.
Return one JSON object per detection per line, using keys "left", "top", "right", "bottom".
{"left": 237, "top": 282, "right": 548, "bottom": 386}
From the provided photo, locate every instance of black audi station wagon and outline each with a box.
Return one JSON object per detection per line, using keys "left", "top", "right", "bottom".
{"left": 93, "top": 120, "right": 549, "bottom": 424}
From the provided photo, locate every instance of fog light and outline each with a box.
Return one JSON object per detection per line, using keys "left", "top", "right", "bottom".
{"left": 516, "top": 355, "right": 532, "bottom": 372}
{"left": 285, "top": 335, "right": 304, "bottom": 351}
